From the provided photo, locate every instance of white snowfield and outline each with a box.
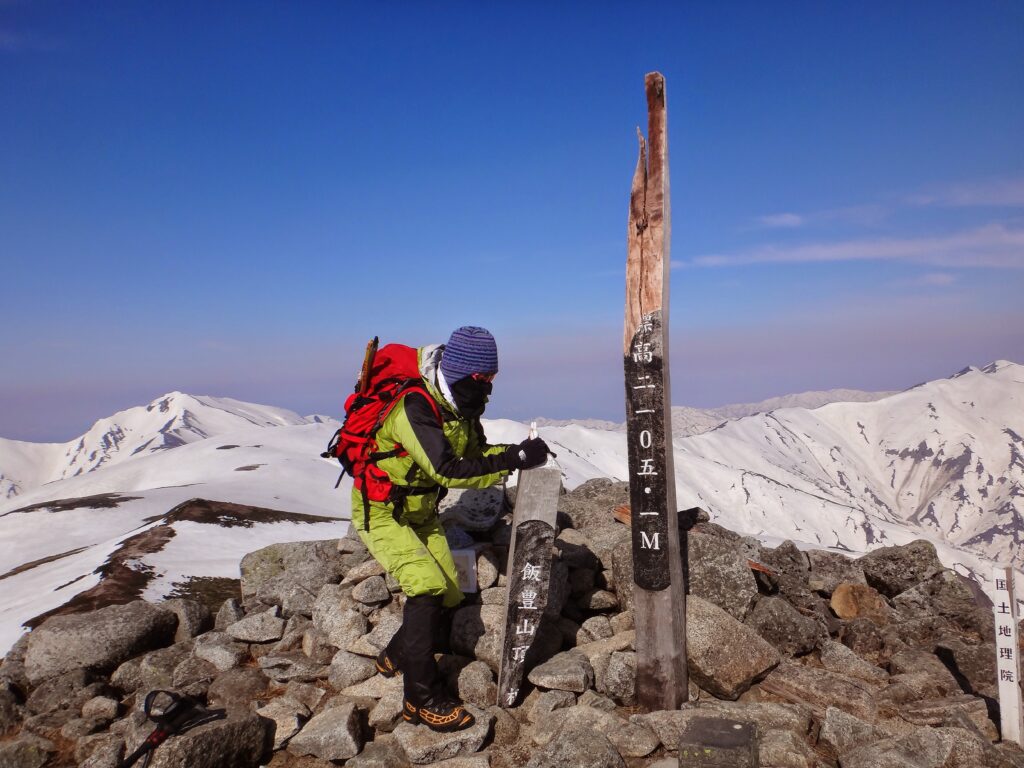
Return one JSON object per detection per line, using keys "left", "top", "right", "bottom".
{"left": 0, "top": 361, "right": 1021, "bottom": 655}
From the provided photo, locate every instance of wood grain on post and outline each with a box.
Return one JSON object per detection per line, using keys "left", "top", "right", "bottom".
{"left": 624, "top": 71, "right": 688, "bottom": 711}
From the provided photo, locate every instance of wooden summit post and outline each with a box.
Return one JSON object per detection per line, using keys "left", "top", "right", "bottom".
{"left": 624, "top": 71, "right": 688, "bottom": 710}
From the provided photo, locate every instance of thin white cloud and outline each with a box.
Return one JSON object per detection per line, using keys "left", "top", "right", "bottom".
{"left": 907, "top": 178, "right": 1024, "bottom": 208}
{"left": 756, "top": 213, "right": 805, "bottom": 228}
{"left": 688, "top": 223, "right": 1024, "bottom": 269}
{"left": 919, "top": 272, "right": 957, "bottom": 286}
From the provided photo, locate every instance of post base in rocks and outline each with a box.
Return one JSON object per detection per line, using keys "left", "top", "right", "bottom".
{"left": 678, "top": 716, "right": 758, "bottom": 767}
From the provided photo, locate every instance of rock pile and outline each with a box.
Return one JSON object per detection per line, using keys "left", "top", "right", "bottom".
{"left": 1, "top": 479, "right": 1022, "bottom": 768}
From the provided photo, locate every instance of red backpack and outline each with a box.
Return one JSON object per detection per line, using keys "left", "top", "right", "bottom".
{"left": 322, "top": 338, "right": 442, "bottom": 529}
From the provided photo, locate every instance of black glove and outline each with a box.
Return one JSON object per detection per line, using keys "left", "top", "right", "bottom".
{"left": 503, "top": 437, "right": 550, "bottom": 470}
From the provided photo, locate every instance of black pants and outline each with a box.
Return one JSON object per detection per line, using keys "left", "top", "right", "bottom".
{"left": 385, "top": 594, "right": 447, "bottom": 705}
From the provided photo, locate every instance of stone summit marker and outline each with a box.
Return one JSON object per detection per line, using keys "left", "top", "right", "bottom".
{"left": 496, "top": 425, "right": 561, "bottom": 708}
{"left": 624, "top": 71, "right": 688, "bottom": 710}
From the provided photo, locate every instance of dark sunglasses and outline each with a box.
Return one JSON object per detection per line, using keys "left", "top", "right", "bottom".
{"left": 470, "top": 372, "right": 497, "bottom": 383}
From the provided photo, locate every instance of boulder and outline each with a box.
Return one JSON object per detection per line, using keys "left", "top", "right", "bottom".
{"left": 341, "top": 558, "right": 386, "bottom": 586}
{"left": 347, "top": 735, "right": 411, "bottom": 768}
{"left": 25, "top": 601, "right": 177, "bottom": 683}
{"left": 744, "top": 596, "right": 825, "bottom": 656}
{"left": 688, "top": 532, "right": 759, "bottom": 621}
{"left": 353, "top": 575, "right": 391, "bottom": 605}
{"left": 817, "top": 705, "right": 881, "bottom": 756}
{"left": 147, "top": 712, "right": 271, "bottom": 768}
{"left": 193, "top": 632, "right": 248, "bottom": 672}
{"left": 610, "top": 539, "right": 634, "bottom": 614}
{"left": 760, "top": 540, "right": 816, "bottom": 612}
{"left": 256, "top": 697, "right": 310, "bottom": 750}
{"left": 0, "top": 733, "right": 55, "bottom": 768}
{"left": 257, "top": 652, "right": 328, "bottom": 683}
{"left": 451, "top": 605, "right": 505, "bottom": 672}
{"left": 528, "top": 690, "right": 576, "bottom": 722}
{"left": 603, "top": 651, "right": 636, "bottom": 705}
{"left": 807, "top": 550, "right": 867, "bottom": 594}
{"left": 758, "top": 728, "right": 818, "bottom": 768}
{"left": 239, "top": 540, "right": 344, "bottom": 600}
{"left": 477, "top": 549, "right": 500, "bottom": 590}
{"left": 27, "top": 668, "right": 101, "bottom": 715}
{"left": 527, "top": 651, "right": 594, "bottom": 693}
{"left": 556, "top": 479, "right": 629, "bottom": 535}
{"left": 524, "top": 721, "right": 625, "bottom": 768}
{"left": 393, "top": 704, "right": 493, "bottom": 764}
{"left": 530, "top": 704, "right": 658, "bottom": 757}
{"left": 208, "top": 667, "right": 271, "bottom": 713}
{"left": 226, "top": 607, "right": 286, "bottom": 643}
{"left": 327, "top": 649, "right": 378, "bottom": 690}
{"left": 312, "top": 587, "right": 369, "bottom": 649}
{"left": 580, "top": 615, "right": 613, "bottom": 641}
{"left": 840, "top": 726, "right": 989, "bottom": 768}
{"left": 348, "top": 611, "right": 402, "bottom": 657}
{"left": 831, "top": 583, "right": 894, "bottom": 625}
{"left": 369, "top": 688, "right": 405, "bottom": 733}
{"left": 893, "top": 570, "right": 993, "bottom": 641}
{"left": 161, "top": 598, "right": 212, "bottom": 642}
{"left": 457, "top": 660, "right": 497, "bottom": 709}
{"left": 819, "top": 640, "right": 888, "bottom": 685}
{"left": 936, "top": 637, "right": 997, "bottom": 699}
{"left": 856, "top": 540, "right": 944, "bottom": 598}
{"left": 287, "top": 701, "right": 362, "bottom": 760}
{"left": 215, "top": 598, "right": 246, "bottom": 630}
{"left": 686, "top": 596, "right": 781, "bottom": 700}
{"left": 758, "top": 661, "right": 879, "bottom": 722}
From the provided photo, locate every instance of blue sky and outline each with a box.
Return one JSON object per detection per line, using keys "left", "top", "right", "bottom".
{"left": 2, "top": 1, "right": 1023, "bottom": 441}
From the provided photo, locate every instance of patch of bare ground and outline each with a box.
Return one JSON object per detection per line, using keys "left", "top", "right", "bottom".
{"left": 166, "top": 576, "right": 241, "bottom": 612}
{"left": 22, "top": 498, "right": 340, "bottom": 629}
{"left": 234, "top": 464, "right": 263, "bottom": 472}
{"left": 0, "top": 546, "right": 88, "bottom": 582}
{"left": 144, "top": 497, "right": 340, "bottom": 528}
{"left": 0, "top": 492, "right": 143, "bottom": 518}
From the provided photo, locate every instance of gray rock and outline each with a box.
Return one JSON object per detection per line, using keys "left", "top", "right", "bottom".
{"left": 76, "top": 733, "right": 124, "bottom": 768}
{"left": 369, "top": 688, "right": 405, "bottom": 733}
{"left": 0, "top": 733, "right": 55, "bottom": 768}
{"left": 893, "top": 570, "right": 993, "bottom": 642}
{"left": 457, "top": 660, "right": 497, "bottom": 708}
{"left": 300, "top": 628, "right": 335, "bottom": 664}
{"left": 807, "top": 550, "right": 867, "bottom": 594}
{"left": 256, "top": 574, "right": 322, "bottom": 618}
{"left": 353, "top": 575, "right": 392, "bottom": 605}
{"left": 610, "top": 538, "right": 633, "bottom": 614}
{"left": 758, "top": 728, "right": 817, "bottom": 768}
{"left": 527, "top": 651, "right": 594, "bottom": 693}
{"left": 215, "top": 598, "right": 246, "bottom": 630}
{"left": 284, "top": 681, "right": 328, "bottom": 711}
{"left": 82, "top": 695, "right": 120, "bottom": 721}
{"left": 134, "top": 643, "right": 192, "bottom": 692}
{"left": 688, "top": 532, "right": 759, "bottom": 621}
{"left": 888, "top": 648, "right": 959, "bottom": 692}
{"left": 578, "top": 589, "right": 619, "bottom": 611}
{"left": 340, "top": 672, "right": 403, "bottom": 700}
{"left": 528, "top": 690, "right": 576, "bottom": 722}
{"left": 175, "top": 654, "right": 230, "bottom": 691}
{"left": 480, "top": 587, "right": 506, "bottom": 605}
{"left": 819, "top": 640, "right": 889, "bottom": 685}
{"left": 0, "top": 688, "right": 25, "bottom": 735}
{"left": 348, "top": 734, "right": 411, "bottom": 768}
{"left": 936, "top": 636, "right": 997, "bottom": 699}
{"left": 257, "top": 652, "right": 329, "bottom": 683}
{"left": 161, "top": 598, "right": 212, "bottom": 642}
{"left": 744, "top": 596, "right": 825, "bottom": 656}
{"left": 840, "top": 725, "right": 989, "bottom": 768}
{"left": 287, "top": 701, "right": 362, "bottom": 760}
{"left": 313, "top": 587, "right": 369, "bottom": 649}
{"left": 760, "top": 540, "right": 816, "bottom": 612}
{"left": 758, "top": 661, "right": 879, "bottom": 722}
{"left": 578, "top": 690, "right": 616, "bottom": 711}
{"left": 580, "top": 616, "right": 613, "bottom": 640}
{"left": 898, "top": 695, "right": 998, "bottom": 741}
{"left": 603, "top": 651, "right": 636, "bottom": 705}
{"left": 24, "top": 600, "right": 177, "bottom": 684}
{"left": 341, "top": 558, "right": 386, "bottom": 585}
{"left": 531, "top": 704, "right": 659, "bottom": 757}
{"left": 686, "top": 596, "right": 780, "bottom": 700}
{"left": 524, "top": 721, "right": 625, "bottom": 768}
{"left": 556, "top": 479, "right": 629, "bottom": 535}
{"left": 146, "top": 712, "right": 271, "bottom": 768}
{"left": 226, "top": 607, "right": 286, "bottom": 643}
{"left": 208, "top": 667, "right": 271, "bottom": 713}
{"left": 193, "top": 632, "right": 248, "bottom": 671}
{"left": 477, "top": 549, "right": 500, "bottom": 590}
{"left": 451, "top": 604, "right": 505, "bottom": 672}
{"left": 393, "top": 704, "right": 493, "bottom": 763}
{"left": 348, "top": 611, "right": 402, "bottom": 657}
{"left": 239, "top": 539, "right": 345, "bottom": 600}
{"left": 257, "top": 696, "right": 310, "bottom": 749}
{"left": 856, "top": 539, "right": 944, "bottom": 598}
{"left": 609, "top": 611, "right": 633, "bottom": 634}
{"left": 27, "top": 668, "right": 99, "bottom": 714}
{"left": 327, "top": 649, "right": 377, "bottom": 690}
{"left": 818, "top": 706, "right": 881, "bottom": 757}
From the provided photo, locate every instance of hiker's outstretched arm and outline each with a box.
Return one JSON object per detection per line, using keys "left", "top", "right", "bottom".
{"left": 393, "top": 393, "right": 511, "bottom": 488}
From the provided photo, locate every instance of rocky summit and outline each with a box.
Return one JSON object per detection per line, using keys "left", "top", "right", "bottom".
{"left": 0, "top": 478, "right": 1021, "bottom": 768}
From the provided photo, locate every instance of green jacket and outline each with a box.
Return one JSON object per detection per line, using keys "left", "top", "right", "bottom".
{"left": 351, "top": 344, "right": 511, "bottom": 528}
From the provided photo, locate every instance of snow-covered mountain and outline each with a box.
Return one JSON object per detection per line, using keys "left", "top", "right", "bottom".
{"left": 0, "top": 362, "right": 1020, "bottom": 655}
{"left": 0, "top": 392, "right": 311, "bottom": 499}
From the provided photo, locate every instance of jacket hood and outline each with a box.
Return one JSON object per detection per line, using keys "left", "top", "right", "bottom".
{"left": 419, "top": 344, "right": 458, "bottom": 414}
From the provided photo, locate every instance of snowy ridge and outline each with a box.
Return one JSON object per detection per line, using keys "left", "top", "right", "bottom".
{"left": 0, "top": 362, "right": 1021, "bottom": 654}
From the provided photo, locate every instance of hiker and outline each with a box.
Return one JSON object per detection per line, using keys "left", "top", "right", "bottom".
{"left": 352, "top": 326, "right": 549, "bottom": 731}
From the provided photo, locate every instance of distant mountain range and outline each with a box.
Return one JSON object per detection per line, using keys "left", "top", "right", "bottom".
{"left": 0, "top": 361, "right": 1020, "bottom": 654}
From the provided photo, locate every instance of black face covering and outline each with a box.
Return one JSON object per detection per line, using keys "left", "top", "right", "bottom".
{"left": 450, "top": 376, "right": 493, "bottom": 419}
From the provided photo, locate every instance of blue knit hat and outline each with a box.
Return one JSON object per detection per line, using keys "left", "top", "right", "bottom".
{"left": 440, "top": 326, "right": 498, "bottom": 383}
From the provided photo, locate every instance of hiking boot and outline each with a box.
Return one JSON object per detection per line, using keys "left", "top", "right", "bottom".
{"left": 376, "top": 648, "right": 400, "bottom": 678}
{"left": 402, "top": 696, "right": 475, "bottom": 732}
